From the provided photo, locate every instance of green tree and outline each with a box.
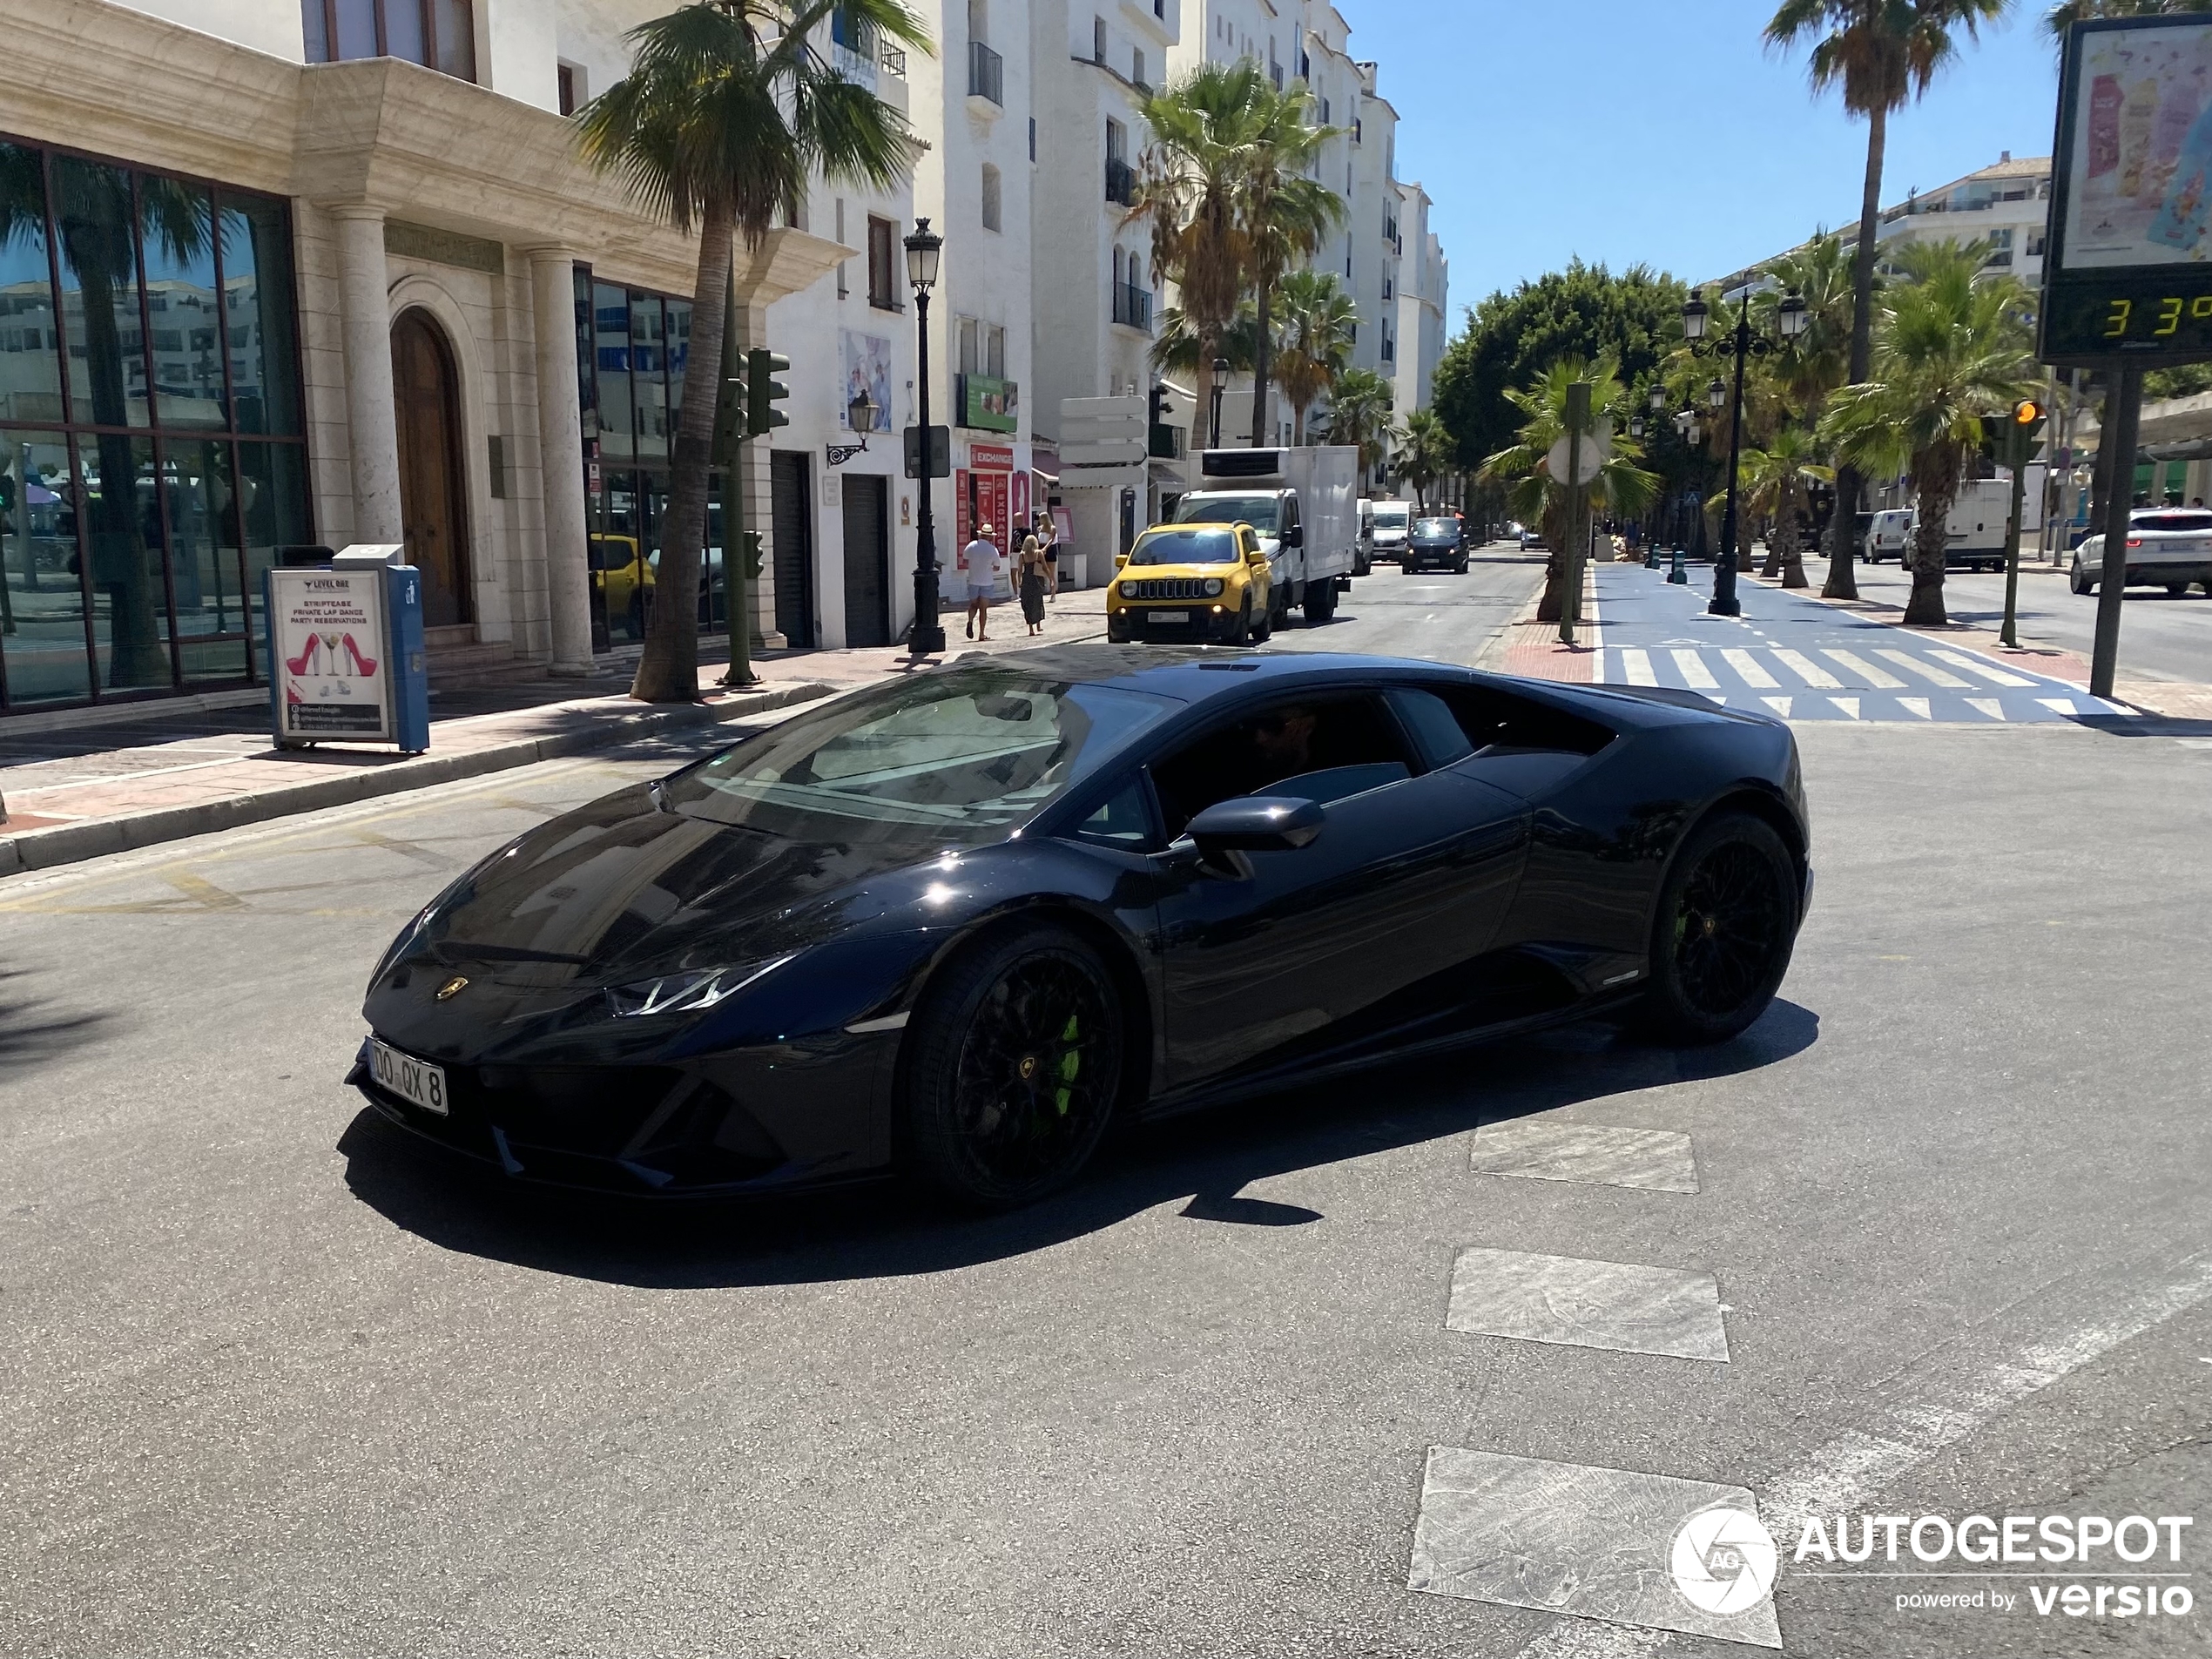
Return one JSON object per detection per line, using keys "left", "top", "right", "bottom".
{"left": 1479, "top": 355, "right": 1661, "bottom": 619}
{"left": 1271, "top": 269, "right": 1359, "bottom": 443}
{"left": 1764, "top": 0, "right": 2013, "bottom": 604}
{"left": 1736, "top": 423, "right": 1833, "bottom": 586}
{"left": 1151, "top": 300, "right": 1260, "bottom": 382}
{"left": 578, "top": 0, "right": 925, "bottom": 703}
{"left": 1130, "top": 62, "right": 1267, "bottom": 388}
{"left": 1821, "top": 241, "right": 2037, "bottom": 624}
{"left": 1393, "top": 409, "right": 1453, "bottom": 509}
{"left": 1755, "top": 233, "right": 1857, "bottom": 423}
{"left": 1432, "top": 260, "right": 1687, "bottom": 482}
{"left": 1319, "top": 366, "right": 1395, "bottom": 486}
{"left": 1237, "top": 85, "right": 1344, "bottom": 445}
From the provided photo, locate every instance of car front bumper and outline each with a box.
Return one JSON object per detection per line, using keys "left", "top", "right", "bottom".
{"left": 1108, "top": 603, "right": 1247, "bottom": 642}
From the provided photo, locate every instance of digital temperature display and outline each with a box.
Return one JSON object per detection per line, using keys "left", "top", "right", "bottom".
{"left": 2042, "top": 275, "right": 2212, "bottom": 364}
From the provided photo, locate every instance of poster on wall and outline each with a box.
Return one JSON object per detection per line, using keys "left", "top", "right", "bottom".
{"left": 839, "top": 328, "right": 895, "bottom": 431}
{"left": 272, "top": 569, "right": 390, "bottom": 741}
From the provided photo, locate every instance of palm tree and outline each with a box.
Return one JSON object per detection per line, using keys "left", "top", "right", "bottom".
{"left": 1755, "top": 233, "right": 1855, "bottom": 425}
{"left": 1764, "top": 0, "right": 2012, "bottom": 604}
{"left": 1737, "top": 423, "right": 1833, "bottom": 586}
{"left": 578, "top": 0, "right": 925, "bottom": 703}
{"left": 1130, "top": 62, "right": 1267, "bottom": 387}
{"left": 1480, "top": 356, "right": 1660, "bottom": 620}
{"left": 1238, "top": 84, "right": 1344, "bottom": 445}
{"left": 1393, "top": 410, "right": 1454, "bottom": 510}
{"left": 1321, "top": 366, "right": 1395, "bottom": 486}
{"left": 1271, "top": 269, "right": 1358, "bottom": 443}
{"left": 1150, "top": 300, "right": 1259, "bottom": 382}
{"left": 1821, "top": 241, "right": 2038, "bottom": 624}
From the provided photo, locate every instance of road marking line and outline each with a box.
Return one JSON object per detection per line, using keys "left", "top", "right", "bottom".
{"left": 1898, "top": 697, "right": 1932, "bottom": 718}
{"left": 1771, "top": 647, "right": 1842, "bottom": 688}
{"left": 1619, "top": 648, "right": 1657, "bottom": 686}
{"left": 1820, "top": 647, "right": 1906, "bottom": 688}
{"left": 1830, "top": 697, "right": 1861, "bottom": 719}
{"left": 1467, "top": 1121, "right": 1698, "bottom": 1193}
{"left": 1446, "top": 1247, "right": 1730, "bottom": 1361}
{"left": 1763, "top": 695, "right": 1792, "bottom": 718}
{"left": 1931, "top": 647, "right": 2038, "bottom": 688}
{"left": 1719, "top": 648, "right": 1777, "bottom": 687}
{"left": 1410, "top": 1450, "right": 1780, "bottom": 1649}
{"left": 2038, "top": 697, "right": 2079, "bottom": 716}
{"left": 1966, "top": 697, "right": 2007, "bottom": 720}
{"left": 1874, "top": 648, "right": 1973, "bottom": 688}
{"left": 1669, "top": 649, "right": 1719, "bottom": 690}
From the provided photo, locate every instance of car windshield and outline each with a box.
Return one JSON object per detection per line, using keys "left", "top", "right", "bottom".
{"left": 1129, "top": 526, "right": 1242, "bottom": 565}
{"left": 1177, "top": 495, "right": 1279, "bottom": 534}
{"left": 1373, "top": 506, "right": 1409, "bottom": 529}
{"left": 2134, "top": 511, "right": 2212, "bottom": 531}
{"left": 664, "top": 669, "right": 1178, "bottom": 846}
{"left": 1414, "top": 517, "right": 1458, "bottom": 536}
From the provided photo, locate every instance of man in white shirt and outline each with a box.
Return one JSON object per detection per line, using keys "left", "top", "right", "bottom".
{"left": 962, "top": 522, "right": 1001, "bottom": 640}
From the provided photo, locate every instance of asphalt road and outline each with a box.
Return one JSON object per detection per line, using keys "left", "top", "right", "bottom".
{"left": 3, "top": 685, "right": 2209, "bottom": 1657}
{"left": 1848, "top": 557, "right": 2212, "bottom": 685}
{"left": 1262, "top": 540, "right": 1545, "bottom": 662}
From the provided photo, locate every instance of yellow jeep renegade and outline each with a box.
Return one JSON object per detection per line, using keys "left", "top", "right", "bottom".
{"left": 1106, "top": 522, "right": 1273, "bottom": 645}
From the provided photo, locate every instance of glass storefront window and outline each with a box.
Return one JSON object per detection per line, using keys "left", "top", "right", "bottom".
{"left": 140, "top": 181, "right": 226, "bottom": 431}
{"left": 592, "top": 280, "right": 633, "bottom": 463}
{"left": 0, "top": 145, "right": 64, "bottom": 426}
{"left": 0, "top": 138, "right": 307, "bottom": 712}
{"left": 631, "top": 291, "right": 669, "bottom": 463}
{"left": 52, "top": 157, "right": 153, "bottom": 431}
{"left": 77, "top": 432, "right": 173, "bottom": 691}
{"left": 219, "top": 199, "right": 302, "bottom": 435}
{"left": 0, "top": 430, "right": 91, "bottom": 705}
{"left": 160, "top": 437, "right": 248, "bottom": 683}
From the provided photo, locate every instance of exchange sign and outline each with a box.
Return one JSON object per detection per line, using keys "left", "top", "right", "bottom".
{"left": 2043, "top": 15, "right": 2212, "bottom": 366}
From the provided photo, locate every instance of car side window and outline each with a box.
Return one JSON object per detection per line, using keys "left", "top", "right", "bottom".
{"left": 1434, "top": 685, "right": 1615, "bottom": 758}
{"left": 1071, "top": 775, "right": 1158, "bottom": 852}
{"left": 1386, "top": 688, "right": 1475, "bottom": 767}
{"left": 1149, "top": 693, "right": 1415, "bottom": 838}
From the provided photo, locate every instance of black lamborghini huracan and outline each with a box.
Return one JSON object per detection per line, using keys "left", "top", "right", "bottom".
{"left": 351, "top": 646, "right": 1811, "bottom": 1209}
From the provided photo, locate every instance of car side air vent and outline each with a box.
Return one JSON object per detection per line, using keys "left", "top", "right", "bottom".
{"left": 1201, "top": 448, "right": 1285, "bottom": 477}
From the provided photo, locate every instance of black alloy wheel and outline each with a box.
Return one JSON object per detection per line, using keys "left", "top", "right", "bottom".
{"left": 903, "top": 923, "right": 1124, "bottom": 1208}
{"left": 1634, "top": 812, "right": 1797, "bottom": 1045}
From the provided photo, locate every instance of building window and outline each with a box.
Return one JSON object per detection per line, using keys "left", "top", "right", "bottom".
{"left": 300, "top": 0, "right": 476, "bottom": 81}
{"left": 556, "top": 62, "right": 580, "bottom": 115}
{"left": 985, "top": 322, "right": 1006, "bottom": 379}
{"left": 1028, "top": 117, "right": 1037, "bottom": 163}
{"left": 0, "top": 139, "right": 310, "bottom": 712}
{"left": 1132, "top": 48, "right": 1146, "bottom": 90}
{"left": 981, "top": 164, "right": 1002, "bottom": 233}
{"left": 1095, "top": 17, "right": 1108, "bottom": 64}
{"left": 958, "top": 316, "right": 979, "bottom": 375}
{"left": 867, "top": 215, "right": 899, "bottom": 308}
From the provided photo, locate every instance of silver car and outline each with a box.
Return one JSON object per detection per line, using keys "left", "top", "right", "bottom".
{"left": 2073, "top": 509, "right": 2212, "bottom": 597}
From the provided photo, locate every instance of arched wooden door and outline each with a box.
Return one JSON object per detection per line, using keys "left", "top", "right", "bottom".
{"left": 391, "top": 309, "right": 472, "bottom": 627}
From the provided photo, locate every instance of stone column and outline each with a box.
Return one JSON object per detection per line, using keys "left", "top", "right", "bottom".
{"left": 527, "top": 247, "right": 594, "bottom": 674}
{"left": 331, "top": 207, "right": 403, "bottom": 545}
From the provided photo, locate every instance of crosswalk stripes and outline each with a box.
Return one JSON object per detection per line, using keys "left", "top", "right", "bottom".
{"left": 1620, "top": 647, "right": 1656, "bottom": 686}
{"left": 1931, "top": 647, "right": 2037, "bottom": 688}
{"left": 1669, "top": 648, "right": 1718, "bottom": 690}
{"left": 1874, "top": 647, "right": 1972, "bottom": 688}
{"left": 1763, "top": 695, "right": 1791, "bottom": 717}
{"left": 1831, "top": 697, "right": 1859, "bottom": 719}
{"left": 2039, "top": 697, "right": 2080, "bottom": 715}
{"left": 1822, "top": 647, "right": 1905, "bottom": 688}
{"left": 1900, "top": 697, "right": 1932, "bottom": 718}
{"left": 1966, "top": 697, "right": 2006, "bottom": 720}
{"left": 1770, "top": 647, "right": 1840, "bottom": 688}
{"left": 1721, "top": 648, "right": 1777, "bottom": 687}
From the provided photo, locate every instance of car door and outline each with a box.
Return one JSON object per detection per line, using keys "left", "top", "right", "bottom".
{"left": 1146, "top": 688, "right": 1530, "bottom": 1089}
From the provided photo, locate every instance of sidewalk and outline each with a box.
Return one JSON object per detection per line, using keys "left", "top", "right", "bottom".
{"left": 0, "top": 586, "right": 1108, "bottom": 878}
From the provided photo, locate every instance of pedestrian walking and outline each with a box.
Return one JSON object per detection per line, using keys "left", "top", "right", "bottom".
{"left": 1017, "top": 533, "right": 1049, "bottom": 635}
{"left": 1037, "top": 510, "right": 1061, "bottom": 598}
{"left": 963, "top": 522, "right": 1001, "bottom": 641}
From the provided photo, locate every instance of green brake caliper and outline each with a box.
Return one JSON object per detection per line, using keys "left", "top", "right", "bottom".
{"left": 1055, "top": 1014, "right": 1081, "bottom": 1116}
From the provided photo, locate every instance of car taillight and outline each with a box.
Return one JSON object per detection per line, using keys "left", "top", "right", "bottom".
{"left": 2128, "top": 537, "right": 2142, "bottom": 547}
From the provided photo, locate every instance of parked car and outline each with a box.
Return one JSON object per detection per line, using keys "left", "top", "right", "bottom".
{"left": 1864, "top": 509, "right": 1914, "bottom": 564}
{"left": 1520, "top": 524, "right": 1548, "bottom": 551}
{"left": 2072, "top": 509, "right": 2212, "bottom": 597}
{"left": 1402, "top": 515, "right": 1470, "bottom": 573}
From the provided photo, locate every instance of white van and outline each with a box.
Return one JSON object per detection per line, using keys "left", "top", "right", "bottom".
{"left": 1865, "top": 509, "right": 1914, "bottom": 564}
{"left": 1370, "top": 499, "right": 1411, "bottom": 564}
{"left": 1355, "top": 498, "right": 1374, "bottom": 576}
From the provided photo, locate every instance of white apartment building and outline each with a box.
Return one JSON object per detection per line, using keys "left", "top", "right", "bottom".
{"left": 1393, "top": 181, "right": 1448, "bottom": 418}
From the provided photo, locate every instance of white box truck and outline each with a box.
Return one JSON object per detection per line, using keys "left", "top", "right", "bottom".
{"left": 1170, "top": 446, "right": 1359, "bottom": 624}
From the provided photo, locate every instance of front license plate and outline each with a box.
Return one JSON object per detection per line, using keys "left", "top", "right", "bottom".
{"left": 370, "top": 1037, "right": 448, "bottom": 1116}
{"left": 1148, "top": 610, "right": 1189, "bottom": 624}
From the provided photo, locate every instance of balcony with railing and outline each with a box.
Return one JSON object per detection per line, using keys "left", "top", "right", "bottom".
{"left": 968, "top": 39, "right": 1004, "bottom": 106}
{"left": 1105, "top": 157, "right": 1136, "bottom": 206}
{"left": 1112, "top": 281, "right": 1153, "bottom": 331}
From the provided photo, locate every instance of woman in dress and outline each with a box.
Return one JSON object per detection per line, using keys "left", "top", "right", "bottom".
{"left": 1037, "top": 510, "right": 1060, "bottom": 598}
{"left": 1017, "top": 534, "right": 1049, "bottom": 635}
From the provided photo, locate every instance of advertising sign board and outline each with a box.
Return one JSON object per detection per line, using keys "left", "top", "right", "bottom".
{"left": 270, "top": 568, "right": 390, "bottom": 742}
{"left": 2044, "top": 15, "right": 2212, "bottom": 365}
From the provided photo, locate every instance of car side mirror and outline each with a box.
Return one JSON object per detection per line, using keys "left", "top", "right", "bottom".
{"left": 1185, "top": 795, "right": 1325, "bottom": 854}
{"left": 1245, "top": 546, "right": 1268, "bottom": 565}
{"left": 1115, "top": 553, "right": 1129, "bottom": 569}
{"left": 1282, "top": 524, "right": 1304, "bottom": 548}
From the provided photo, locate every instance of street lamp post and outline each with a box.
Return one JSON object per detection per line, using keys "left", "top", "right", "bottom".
{"left": 1209, "top": 356, "right": 1229, "bottom": 450}
{"left": 905, "top": 219, "right": 946, "bottom": 657}
{"left": 1681, "top": 286, "right": 1807, "bottom": 617}
{"left": 1647, "top": 382, "right": 1668, "bottom": 565}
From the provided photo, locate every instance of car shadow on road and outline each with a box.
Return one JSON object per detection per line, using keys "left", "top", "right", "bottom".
{"left": 337, "top": 1000, "right": 1818, "bottom": 1290}
{"left": 0, "top": 968, "right": 112, "bottom": 1079}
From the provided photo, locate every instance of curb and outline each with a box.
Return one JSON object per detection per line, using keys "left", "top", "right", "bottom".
{"left": 0, "top": 682, "right": 833, "bottom": 880}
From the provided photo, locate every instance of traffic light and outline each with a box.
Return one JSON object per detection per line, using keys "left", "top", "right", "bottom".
{"left": 746, "top": 348, "right": 791, "bottom": 437}
{"left": 2006, "top": 397, "right": 2047, "bottom": 469}
{"left": 711, "top": 362, "right": 747, "bottom": 471}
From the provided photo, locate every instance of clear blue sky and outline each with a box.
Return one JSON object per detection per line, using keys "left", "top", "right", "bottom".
{"left": 1332, "top": 0, "right": 2063, "bottom": 321}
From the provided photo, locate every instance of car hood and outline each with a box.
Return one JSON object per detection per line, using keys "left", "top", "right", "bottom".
{"left": 1121, "top": 561, "right": 1244, "bottom": 581}
{"left": 394, "top": 780, "right": 966, "bottom": 991}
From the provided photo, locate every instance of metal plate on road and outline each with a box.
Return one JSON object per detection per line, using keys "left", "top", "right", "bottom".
{"left": 370, "top": 1037, "right": 448, "bottom": 1116}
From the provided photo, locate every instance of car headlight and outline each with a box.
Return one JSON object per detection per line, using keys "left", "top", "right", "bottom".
{"left": 604, "top": 955, "right": 794, "bottom": 1019}
{"left": 1119, "top": 578, "right": 1137, "bottom": 597}
{"left": 1204, "top": 577, "right": 1224, "bottom": 596}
